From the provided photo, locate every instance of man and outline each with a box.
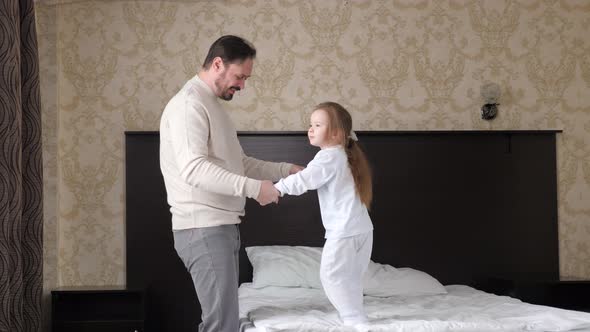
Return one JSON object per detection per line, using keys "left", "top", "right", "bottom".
{"left": 159, "top": 35, "right": 303, "bottom": 332}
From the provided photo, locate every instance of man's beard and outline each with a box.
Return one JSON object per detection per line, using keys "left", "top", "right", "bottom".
{"left": 215, "top": 70, "right": 241, "bottom": 101}
{"left": 220, "top": 86, "right": 240, "bottom": 101}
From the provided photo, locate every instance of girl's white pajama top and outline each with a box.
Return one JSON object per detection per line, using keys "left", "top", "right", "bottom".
{"left": 274, "top": 145, "right": 373, "bottom": 239}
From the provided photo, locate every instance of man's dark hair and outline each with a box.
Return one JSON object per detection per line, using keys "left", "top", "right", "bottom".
{"left": 202, "top": 35, "right": 256, "bottom": 69}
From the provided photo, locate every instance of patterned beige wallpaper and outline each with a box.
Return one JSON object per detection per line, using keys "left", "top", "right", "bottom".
{"left": 36, "top": 0, "right": 590, "bottom": 303}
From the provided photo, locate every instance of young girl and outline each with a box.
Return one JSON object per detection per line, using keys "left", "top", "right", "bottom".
{"left": 274, "top": 101, "right": 373, "bottom": 326}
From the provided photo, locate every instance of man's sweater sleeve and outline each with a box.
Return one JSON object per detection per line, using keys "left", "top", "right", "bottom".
{"left": 274, "top": 151, "right": 333, "bottom": 196}
{"left": 242, "top": 151, "right": 293, "bottom": 181}
{"left": 168, "top": 97, "right": 261, "bottom": 199}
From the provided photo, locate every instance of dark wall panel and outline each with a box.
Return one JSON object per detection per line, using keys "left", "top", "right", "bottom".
{"left": 125, "top": 131, "right": 559, "bottom": 332}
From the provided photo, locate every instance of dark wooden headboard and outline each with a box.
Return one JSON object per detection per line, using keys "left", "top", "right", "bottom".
{"left": 125, "top": 130, "right": 560, "bottom": 332}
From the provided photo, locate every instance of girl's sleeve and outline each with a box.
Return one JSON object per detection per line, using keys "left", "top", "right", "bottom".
{"left": 274, "top": 150, "right": 335, "bottom": 196}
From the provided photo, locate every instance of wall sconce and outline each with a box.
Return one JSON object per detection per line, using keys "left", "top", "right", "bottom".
{"left": 480, "top": 82, "right": 500, "bottom": 120}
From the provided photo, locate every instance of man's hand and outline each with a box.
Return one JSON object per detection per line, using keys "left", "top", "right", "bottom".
{"left": 289, "top": 164, "right": 305, "bottom": 175}
{"left": 256, "top": 180, "right": 280, "bottom": 206}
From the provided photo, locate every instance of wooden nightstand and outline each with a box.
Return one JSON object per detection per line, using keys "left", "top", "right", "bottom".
{"left": 477, "top": 278, "right": 590, "bottom": 312}
{"left": 52, "top": 286, "right": 145, "bottom": 332}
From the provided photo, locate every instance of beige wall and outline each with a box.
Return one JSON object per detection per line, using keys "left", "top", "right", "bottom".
{"left": 36, "top": 0, "right": 590, "bottom": 304}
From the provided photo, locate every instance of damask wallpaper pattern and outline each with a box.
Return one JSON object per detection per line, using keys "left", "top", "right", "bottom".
{"left": 35, "top": 0, "right": 589, "bottom": 303}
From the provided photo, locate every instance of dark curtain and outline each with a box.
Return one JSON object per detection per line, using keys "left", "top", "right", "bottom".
{"left": 0, "top": 0, "right": 44, "bottom": 331}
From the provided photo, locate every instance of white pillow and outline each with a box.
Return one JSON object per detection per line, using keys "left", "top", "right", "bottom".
{"left": 246, "top": 246, "right": 323, "bottom": 289}
{"left": 363, "top": 262, "right": 447, "bottom": 297}
{"left": 245, "top": 245, "right": 447, "bottom": 297}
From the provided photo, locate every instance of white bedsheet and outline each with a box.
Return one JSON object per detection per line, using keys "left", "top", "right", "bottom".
{"left": 238, "top": 283, "right": 590, "bottom": 332}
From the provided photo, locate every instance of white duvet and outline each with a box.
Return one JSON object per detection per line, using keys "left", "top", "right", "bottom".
{"left": 239, "top": 283, "right": 590, "bottom": 332}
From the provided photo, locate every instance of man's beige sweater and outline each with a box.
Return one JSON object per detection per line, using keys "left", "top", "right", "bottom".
{"left": 159, "top": 76, "right": 292, "bottom": 230}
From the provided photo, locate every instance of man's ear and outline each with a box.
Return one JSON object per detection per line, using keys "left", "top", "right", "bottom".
{"left": 212, "top": 57, "right": 224, "bottom": 72}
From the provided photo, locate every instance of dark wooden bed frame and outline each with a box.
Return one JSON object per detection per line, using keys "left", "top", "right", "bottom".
{"left": 125, "top": 130, "right": 560, "bottom": 332}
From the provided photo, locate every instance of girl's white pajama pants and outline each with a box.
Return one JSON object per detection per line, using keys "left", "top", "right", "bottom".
{"left": 320, "top": 231, "right": 373, "bottom": 325}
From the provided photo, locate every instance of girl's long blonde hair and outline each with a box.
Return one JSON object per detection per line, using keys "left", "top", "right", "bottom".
{"left": 314, "top": 102, "right": 373, "bottom": 208}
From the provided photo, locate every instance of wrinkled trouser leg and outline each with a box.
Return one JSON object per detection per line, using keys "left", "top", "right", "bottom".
{"left": 173, "top": 224, "right": 240, "bottom": 332}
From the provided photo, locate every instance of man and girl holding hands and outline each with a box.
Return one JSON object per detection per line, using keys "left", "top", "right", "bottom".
{"left": 160, "top": 35, "right": 374, "bottom": 332}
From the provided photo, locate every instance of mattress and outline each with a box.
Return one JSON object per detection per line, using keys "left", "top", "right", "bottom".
{"left": 238, "top": 283, "right": 590, "bottom": 332}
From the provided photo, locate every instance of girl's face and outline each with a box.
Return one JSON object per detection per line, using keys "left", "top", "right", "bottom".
{"left": 308, "top": 109, "right": 339, "bottom": 149}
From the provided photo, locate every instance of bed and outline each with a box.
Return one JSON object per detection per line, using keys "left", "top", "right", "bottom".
{"left": 238, "top": 283, "right": 590, "bottom": 331}
{"left": 236, "top": 246, "right": 590, "bottom": 331}
{"left": 124, "top": 130, "right": 590, "bottom": 332}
